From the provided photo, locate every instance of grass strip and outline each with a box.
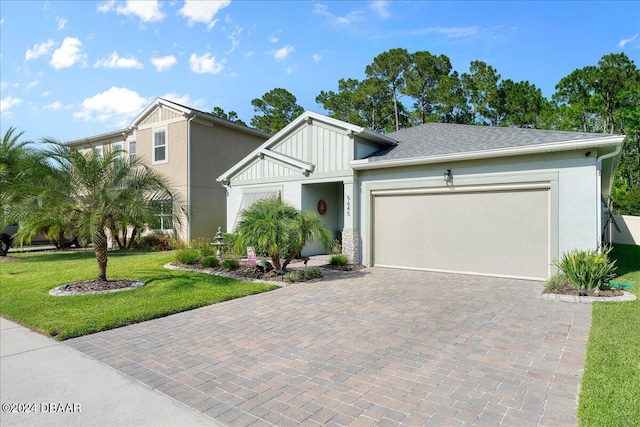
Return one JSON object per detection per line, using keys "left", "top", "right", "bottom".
{"left": 0, "top": 251, "right": 278, "bottom": 340}
{"left": 577, "top": 244, "right": 640, "bottom": 426}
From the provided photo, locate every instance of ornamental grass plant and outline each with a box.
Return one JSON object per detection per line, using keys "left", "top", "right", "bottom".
{"left": 553, "top": 247, "right": 617, "bottom": 290}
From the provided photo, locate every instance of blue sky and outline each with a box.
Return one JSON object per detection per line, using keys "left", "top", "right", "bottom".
{"left": 1, "top": 1, "right": 639, "bottom": 143}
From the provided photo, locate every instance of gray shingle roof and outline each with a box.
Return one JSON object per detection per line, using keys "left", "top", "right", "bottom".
{"left": 366, "top": 123, "right": 615, "bottom": 161}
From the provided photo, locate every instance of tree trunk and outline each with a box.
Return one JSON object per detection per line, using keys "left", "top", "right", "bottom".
{"left": 127, "top": 227, "right": 138, "bottom": 250}
{"left": 93, "top": 231, "right": 108, "bottom": 281}
{"left": 393, "top": 93, "right": 400, "bottom": 131}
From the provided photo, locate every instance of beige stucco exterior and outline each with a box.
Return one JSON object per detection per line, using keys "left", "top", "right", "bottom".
{"left": 67, "top": 98, "right": 269, "bottom": 242}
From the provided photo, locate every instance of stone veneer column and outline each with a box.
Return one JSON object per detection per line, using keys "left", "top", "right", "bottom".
{"left": 341, "top": 228, "right": 360, "bottom": 265}
{"left": 342, "top": 180, "right": 360, "bottom": 264}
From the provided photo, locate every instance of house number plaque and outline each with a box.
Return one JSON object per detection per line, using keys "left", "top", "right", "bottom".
{"left": 317, "top": 200, "right": 328, "bottom": 215}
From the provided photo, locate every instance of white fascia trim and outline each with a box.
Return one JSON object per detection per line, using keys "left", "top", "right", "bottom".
{"left": 65, "top": 128, "right": 131, "bottom": 146}
{"left": 351, "top": 135, "right": 625, "bottom": 170}
{"left": 260, "top": 149, "right": 313, "bottom": 172}
{"left": 131, "top": 98, "right": 189, "bottom": 128}
{"left": 219, "top": 111, "right": 347, "bottom": 182}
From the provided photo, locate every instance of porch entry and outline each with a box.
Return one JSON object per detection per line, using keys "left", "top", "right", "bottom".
{"left": 301, "top": 182, "right": 344, "bottom": 257}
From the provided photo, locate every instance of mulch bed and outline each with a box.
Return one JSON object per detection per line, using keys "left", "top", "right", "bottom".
{"left": 174, "top": 258, "right": 365, "bottom": 282}
{"left": 59, "top": 279, "right": 141, "bottom": 293}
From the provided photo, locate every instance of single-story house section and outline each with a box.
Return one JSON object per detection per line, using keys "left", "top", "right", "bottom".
{"left": 218, "top": 112, "right": 624, "bottom": 280}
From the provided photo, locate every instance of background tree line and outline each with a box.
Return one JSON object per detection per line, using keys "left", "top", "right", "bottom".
{"left": 213, "top": 49, "right": 639, "bottom": 215}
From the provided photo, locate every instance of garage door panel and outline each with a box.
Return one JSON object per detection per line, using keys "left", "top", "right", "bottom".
{"left": 373, "top": 189, "right": 549, "bottom": 279}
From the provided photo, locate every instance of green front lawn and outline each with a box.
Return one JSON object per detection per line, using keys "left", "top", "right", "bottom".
{"left": 578, "top": 244, "right": 640, "bottom": 426}
{"left": 0, "top": 251, "right": 278, "bottom": 340}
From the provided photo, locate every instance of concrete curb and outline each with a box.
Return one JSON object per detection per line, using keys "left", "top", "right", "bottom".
{"left": 539, "top": 290, "right": 636, "bottom": 303}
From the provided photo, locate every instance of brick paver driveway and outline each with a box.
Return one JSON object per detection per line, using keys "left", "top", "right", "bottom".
{"left": 67, "top": 268, "right": 591, "bottom": 426}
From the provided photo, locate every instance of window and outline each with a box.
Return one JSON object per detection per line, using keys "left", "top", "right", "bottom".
{"left": 129, "top": 140, "right": 136, "bottom": 162}
{"left": 149, "top": 199, "right": 173, "bottom": 231}
{"left": 153, "top": 131, "right": 166, "bottom": 163}
{"left": 93, "top": 145, "right": 103, "bottom": 160}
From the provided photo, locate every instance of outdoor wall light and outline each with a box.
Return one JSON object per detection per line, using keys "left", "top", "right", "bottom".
{"left": 444, "top": 169, "right": 453, "bottom": 184}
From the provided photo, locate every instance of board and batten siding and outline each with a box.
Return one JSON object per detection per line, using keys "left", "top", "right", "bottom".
{"left": 138, "top": 106, "right": 182, "bottom": 127}
{"left": 229, "top": 122, "right": 355, "bottom": 184}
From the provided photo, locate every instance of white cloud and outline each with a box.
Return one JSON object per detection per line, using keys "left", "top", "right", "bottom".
{"left": 269, "top": 34, "right": 279, "bottom": 43}
{"left": 618, "top": 33, "right": 638, "bottom": 48}
{"left": 94, "top": 51, "right": 143, "bottom": 69}
{"left": 1, "top": 96, "right": 22, "bottom": 118}
{"left": 150, "top": 55, "right": 177, "bottom": 72}
{"left": 313, "top": 53, "right": 322, "bottom": 62}
{"left": 370, "top": 0, "right": 390, "bottom": 19}
{"left": 97, "top": 1, "right": 114, "bottom": 13}
{"left": 189, "top": 52, "right": 224, "bottom": 74}
{"left": 227, "top": 26, "right": 243, "bottom": 53}
{"left": 0, "top": 82, "right": 9, "bottom": 90}
{"left": 25, "top": 39, "right": 55, "bottom": 61}
{"left": 44, "top": 101, "right": 71, "bottom": 110}
{"left": 285, "top": 66, "right": 296, "bottom": 75}
{"left": 243, "top": 51, "right": 254, "bottom": 59}
{"left": 26, "top": 80, "right": 40, "bottom": 89}
{"left": 272, "top": 45, "right": 294, "bottom": 62}
{"left": 409, "top": 26, "right": 479, "bottom": 38}
{"left": 41, "top": 90, "right": 51, "bottom": 97}
{"left": 179, "top": 0, "right": 231, "bottom": 29}
{"left": 98, "top": 0, "right": 165, "bottom": 23}
{"left": 313, "top": 3, "right": 364, "bottom": 27}
{"left": 56, "top": 17, "right": 67, "bottom": 30}
{"left": 50, "top": 37, "right": 87, "bottom": 69}
{"left": 73, "top": 87, "right": 149, "bottom": 123}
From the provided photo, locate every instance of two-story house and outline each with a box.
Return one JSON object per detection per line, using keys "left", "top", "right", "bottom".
{"left": 67, "top": 98, "right": 270, "bottom": 242}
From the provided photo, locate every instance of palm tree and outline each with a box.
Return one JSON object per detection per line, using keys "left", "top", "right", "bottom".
{"left": 1, "top": 127, "right": 34, "bottom": 222}
{"left": 7, "top": 140, "right": 184, "bottom": 281}
{"left": 235, "top": 196, "right": 332, "bottom": 270}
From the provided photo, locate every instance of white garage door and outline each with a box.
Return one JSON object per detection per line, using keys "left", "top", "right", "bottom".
{"left": 373, "top": 188, "right": 550, "bottom": 279}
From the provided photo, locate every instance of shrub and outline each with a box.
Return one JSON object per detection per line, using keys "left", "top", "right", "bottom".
{"left": 168, "top": 237, "right": 188, "bottom": 250}
{"left": 191, "top": 236, "right": 217, "bottom": 258}
{"left": 545, "top": 271, "right": 570, "bottom": 293}
{"left": 284, "top": 267, "right": 323, "bottom": 282}
{"left": 176, "top": 249, "right": 200, "bottom": 265}
{"left": 222, "top": 258, "right": 240, "bottom": 270}
{"left": 201, "top": 256, "right": 219, "bottom": 268}
{"left": 553, "top": 247, "right": 617, "bottom": 290}
{"left": 132, "top": 232, "right": 171, "bottom": 252}
{"left": 329, "top": 254, "right": 349, "bottom": 266}
{"left": 304, "top": 267, "right": 322, "bottom": 280}
{"left": 284, "top": 270, "right": 304, "bottom": 282}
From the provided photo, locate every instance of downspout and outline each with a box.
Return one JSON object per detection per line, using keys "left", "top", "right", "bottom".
{"left": 187, "top": 113, "right": 195, "bottom": 243}
{"left": 595, "top": 144, "right": 622, "bottom": 249}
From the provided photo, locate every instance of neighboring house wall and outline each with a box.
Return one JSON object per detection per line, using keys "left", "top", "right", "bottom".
{"left": 68, "top": 99, "right": 268, "bottom": 242}
{"left": 189, "top": 120, "right": 269, "bottom": 240}
{"left": 606, "top": 215, "right": 640, "bottom": 245}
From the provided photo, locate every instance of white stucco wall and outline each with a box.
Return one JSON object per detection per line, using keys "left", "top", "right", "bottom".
{"left": 357, "top": 149, "right": 600, "bottom": 271}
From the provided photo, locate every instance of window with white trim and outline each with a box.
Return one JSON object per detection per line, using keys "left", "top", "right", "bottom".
{"left": 149, "top": 199, "right": 173, "bottom": 231}
{"left": 112, "top": 141, "right": 124, "bottom": 166}
{"left": 129, "top": 140, "right": 136, "bottom": 162}
{"left": 94, "top": 145, "right": 103, "bottom": 160}
{"left": 153, "top": 131, "right": 167, "bottom": 163}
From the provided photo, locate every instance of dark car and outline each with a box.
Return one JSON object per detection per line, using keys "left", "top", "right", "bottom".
{"left": 0, "top": 224, "right": 78, "bottom": 255}
{"left": 0, "top": 224, "right": 19, "bottom": 256}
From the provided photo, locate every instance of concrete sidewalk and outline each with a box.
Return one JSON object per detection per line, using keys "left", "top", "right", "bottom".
{"left": 0, "top": 317, "right": 220, "bottom": 427}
